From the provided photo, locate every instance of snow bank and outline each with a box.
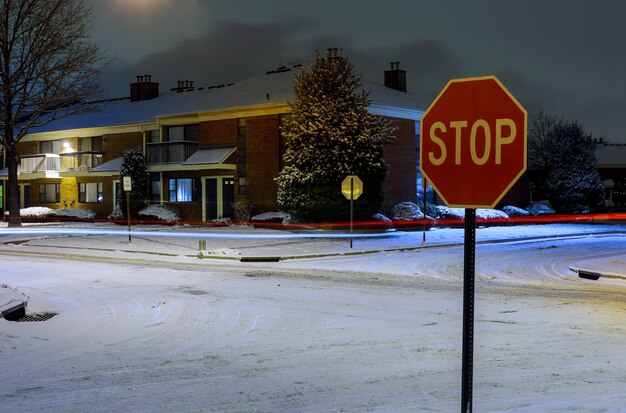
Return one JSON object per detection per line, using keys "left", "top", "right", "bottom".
{"left": 202, "top": 247, "right": 242, "bottom": 257}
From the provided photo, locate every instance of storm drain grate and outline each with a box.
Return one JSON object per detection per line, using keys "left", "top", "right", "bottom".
{"left": 14, "top": 312, "right": 58, "bottom": 322}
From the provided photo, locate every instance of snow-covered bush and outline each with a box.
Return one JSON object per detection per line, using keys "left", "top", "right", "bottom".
{"left": 391, "top": 202, "right": 424, "bottom": 220}
{"left": 368, "top": 213, "right": 393, "bottom": 230}
{"left": 526, "top": 203, "right": 556, "bottom": 216}
{"left": 251, "top": 211, "right": 291, "bottom": 224}
{"left": 20, "top": 207, "right": 54, "bottom": 217}
{"left": 371, "top": 213, "right": 391, "bottom": 223}
{"left": 20, "top": 207, "right": 96, "bottom": 221}
{"left": 428, "top": 206, "right": 510, "bottom": 220}
{"left": 138, "top": 204, "right": 181, "bottom": 223}
{"left": 210, "top": 218, "right": 232, "bottom": 226}
{"left": 51, "top": 208, "right": 96, "bottom": 220}
{"left": 502, "top": 205, "right": 531, "bottom": 217}
{"left": 435, "top": 206, "right": 466, "bottom": 219}
{"left": 476, "top": 209, "right": 509, "bottom": 220}
{"left": 108, "top": 204, "right": 123, "bottom": 220}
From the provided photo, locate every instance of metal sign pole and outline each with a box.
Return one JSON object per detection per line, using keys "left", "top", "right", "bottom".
{"left": 349, "top": 178, "right": 354, "bottom": 249}
{"left": 422, "top": 178, "right": 428, "bottom": 243}
{"left": 461, "top": 207, "right": 476, "bottom": 413}
{"left": 126, "top": 191, "right": 132, "bottom": 244}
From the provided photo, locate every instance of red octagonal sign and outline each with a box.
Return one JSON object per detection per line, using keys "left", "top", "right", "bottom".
{"left": 420, "top": 76, "right": 527, "bottom": 208}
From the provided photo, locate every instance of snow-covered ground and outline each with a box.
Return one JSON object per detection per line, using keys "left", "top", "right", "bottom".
{"left": 1, "top": 222, "right": 626, "bottom": 412}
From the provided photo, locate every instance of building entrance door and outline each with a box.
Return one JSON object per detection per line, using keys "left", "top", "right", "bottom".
{"left": 202, "top": 176, "right": 235, "bottom": 222}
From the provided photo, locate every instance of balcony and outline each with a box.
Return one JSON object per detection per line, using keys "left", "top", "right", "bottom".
{"left": 19, "top": 153, "right": 60, "bottom": 174}
{"left": 59, "top": 152, "right": 104, "bottom": 172}
{"left": 146, "top": 141, "right": 198, "bottom": 164}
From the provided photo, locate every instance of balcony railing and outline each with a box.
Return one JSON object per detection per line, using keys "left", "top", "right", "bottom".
{"left": 20, "top": 153, "right": 60, "bottom": 174}
{"left": 146, "top": 141, "right": 198, "bottom": 164}
{"left": 59, "top": 152, "right": 104, "bottom": 171}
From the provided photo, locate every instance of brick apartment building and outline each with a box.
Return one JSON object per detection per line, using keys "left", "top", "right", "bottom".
{"left": 0, "top": 63, "right": 427, "bottom": 222}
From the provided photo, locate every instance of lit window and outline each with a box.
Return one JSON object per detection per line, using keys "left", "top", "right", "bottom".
{"left": 168, "top": 178, "right": 194, "bottom": 202}
{"left": 39, "top": 184, "right": 60, "bottom": 203}
{"left": 79, "top": 182, "right": 103, "bottom": 203}
{"left": 40, "top": 140, "right": 62, "bottom": 154}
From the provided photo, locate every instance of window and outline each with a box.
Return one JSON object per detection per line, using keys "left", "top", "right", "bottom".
{"left": 79, "top": 137, "right": 102, "bottom": 152}
{"left": 148, "top": 130, "right": 160, "bottom": 143}
{"left": 150, "top": 173, "right": 161, "bottom": 203}
{"left": 168, "top": 178, "right": 196, "bottom": 202}
{"left": 237, "top": 118, "right": 247, "bottom": 195}
{"left": 39, "top": 184, "right": 60, "bottom": 203}
{"left": 79, "top": 182, "right": 103, "bottom": 203}
{"left": 168, "top": 124, "right": 199, "bottom": 142}
{"left": 40, "top": 140, "right": 62, "bottom": 154}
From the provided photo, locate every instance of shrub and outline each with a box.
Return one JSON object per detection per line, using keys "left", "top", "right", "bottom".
{"left": 251, "top": 211, "right": 290, "bottom": 224}
{"left": 391, "top": 202, "right": 424, "bottom": 220}
{"left": 502, "top": 205, "right": 530, "bottom": 217}
{"left": 526, "top": 203, "right": 556, "bottom": 216}
{"left": 233, "top": 202, "right": 254, "bottom": 223}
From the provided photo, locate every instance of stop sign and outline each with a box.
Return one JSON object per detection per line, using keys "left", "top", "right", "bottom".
{"left": 420, "top": 76, "right": 527, "bottom": 208}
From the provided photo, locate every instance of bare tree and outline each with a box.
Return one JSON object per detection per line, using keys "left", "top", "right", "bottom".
{"left": 0, "top": 0, "right": 108, "bottom": 226}
{"left": 528, "top": 111, "right": 604, "bottom": 212}
{"left": 527, "top": 111, "right": 563, "bottom": 196}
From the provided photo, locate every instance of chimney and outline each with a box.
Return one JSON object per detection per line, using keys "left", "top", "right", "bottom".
{"left": 130, "top": 74, "right": 159, "bottom": 102}
{"left": 384, "top": 61, "right": 406, "bottom": 92}
{"left": 171, "top": 80, "right": 195, "bottom": 92}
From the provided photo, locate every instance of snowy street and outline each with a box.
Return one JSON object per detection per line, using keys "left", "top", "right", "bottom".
{"left": 1, "top": 224, "right": 626, "bottom": 412}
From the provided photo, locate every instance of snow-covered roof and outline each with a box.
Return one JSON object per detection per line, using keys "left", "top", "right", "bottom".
{"left": 596, "top": 144, "right": 626, "bottom": 167}
{"left": 91, "top": 156, "right": 123, "bottom": 172}
{"left": 27, "top": 66, "right": 428, "bottom": 135}
{"left": 182, "top": 147, "right": 235, "bottom": 165}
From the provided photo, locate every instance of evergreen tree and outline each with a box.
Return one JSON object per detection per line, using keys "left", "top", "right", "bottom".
{"left": 118, "top": 147, "right": 149, "bottom": 219}
{"left": 277, "top": 49, "right": 396, "bottom": 222}
{"left": 528, "top": 113, "right": 604, "bottom": 213}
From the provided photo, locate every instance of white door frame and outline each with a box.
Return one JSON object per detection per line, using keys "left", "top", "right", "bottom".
{"left": 18, "top": 183, "right": 30, "bottom": 209}
{"left": 201, "top": 176, "right": 234, "bottom": 222}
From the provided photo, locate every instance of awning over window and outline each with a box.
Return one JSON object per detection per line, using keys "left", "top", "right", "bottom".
{"left": 182, "top": 147, "right": 235, "bottom": 165}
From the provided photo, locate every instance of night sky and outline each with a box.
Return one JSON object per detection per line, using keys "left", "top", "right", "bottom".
{"left": 89, "top": 0, "right": 626, "bottom": 143}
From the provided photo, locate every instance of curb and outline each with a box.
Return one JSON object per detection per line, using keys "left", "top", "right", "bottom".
{"left": 569, "top": 265, "right": 626, "bottom": 281}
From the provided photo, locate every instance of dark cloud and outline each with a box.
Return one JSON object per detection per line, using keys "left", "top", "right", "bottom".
{"left": 346, "top": 40, "right": 467, "bottom": 100}
{"left": 101, "top": 20, "right": 308, "bottom": 96}
{"left": 95, "top": 1, "right": 626, "bottom": 141}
